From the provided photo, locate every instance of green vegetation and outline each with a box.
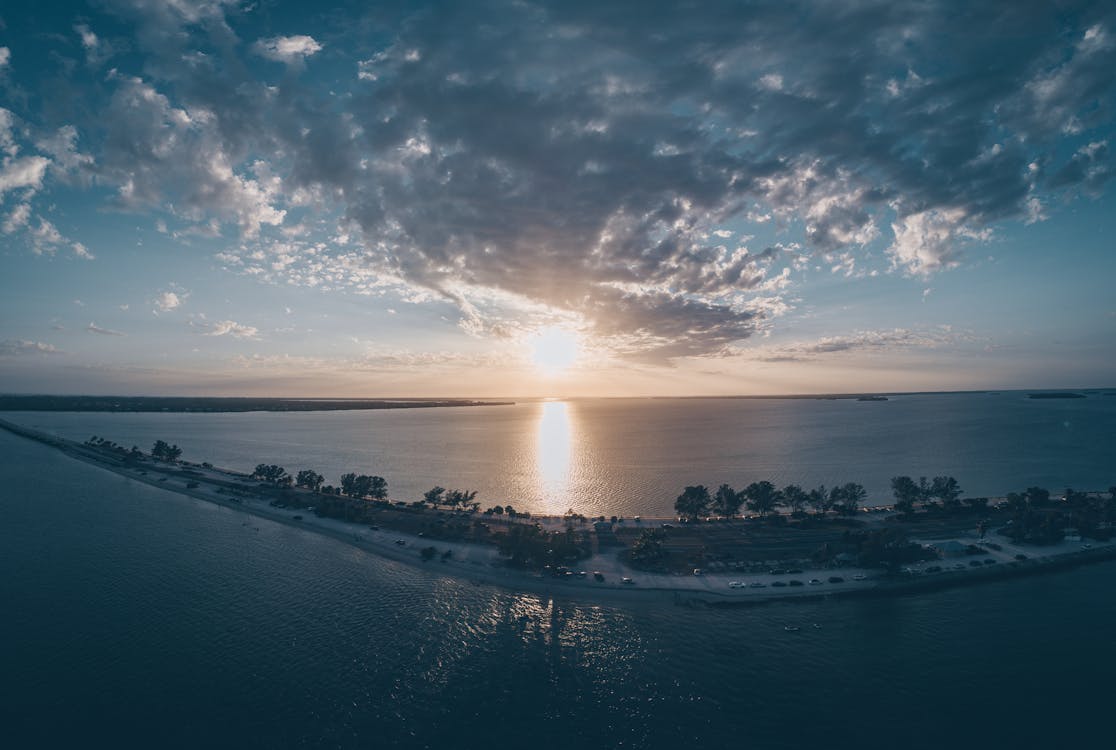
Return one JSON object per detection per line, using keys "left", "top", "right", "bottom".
{"left": 674, "top": 485, "right": 712, "bottom": 519}
{"left": 295, "top": 469, "right": 324, "bottom": 492}
{"left": 340, "top": 473, "right": 388, "bottom": 500}
{"left": 1001, "top": 486, "right": 1116, "bottom": 544}
{"left": 67, "top": 428, "right": 1116, "bottom": 578}
{"left": 494, "top": 523, "right": 589, "bottom": 569}
{"left": 673, "top": 479, "right": 868, "bottom": 521}
{"left": 151, "top": 440, "right": 183, "bottom": 462}
{"left": 252, "top": 464, "right": 292, "bottom": 486}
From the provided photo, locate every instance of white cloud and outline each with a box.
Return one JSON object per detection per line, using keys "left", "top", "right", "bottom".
{"left": 758, "top": 73, "right": 784, "bottom": 91}
{"left": 254, "top": 35, "right": 322, "bottom": 64}
{"left": 29, "top": 218, "right": 64, "bottom": 255}
{"left": 72, "top": 242, "right": 95, "bottom": 260}
{"left": 197, "top": 319, "right": 260, "bottom": 339}
{"left": 0, "top": 156, "right": 51, "bottom": 196}
{"left": 0, "top": 47, "right": 10, "bottom": 69}
{"left": 86, "top": 322, "right": 126, "bottom": 336}
{"left": 888, "top": 208, "right": 989, "bottom": 276}
{"left": 0, "top": 339, "right": 59, "bottom": 355}
{"left": 153, "top": 290, "right": 183, "bottom": 312}
{"left": 2, "top": 203, "right": 30, "bottom": 234}
{"left": 36, "top": 126, "right": 94, "bottom": 172}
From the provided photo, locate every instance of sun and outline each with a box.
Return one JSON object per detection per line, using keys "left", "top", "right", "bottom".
{"left": 527, "top": 326, "right": 581, "bottom": 376}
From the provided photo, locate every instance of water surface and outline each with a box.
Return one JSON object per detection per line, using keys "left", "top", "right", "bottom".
{"left": 1, "top": 429, "right": 1115, "bottom": 748}
{"left": 9, "top": 392, "right": 1115, "bottom": 516}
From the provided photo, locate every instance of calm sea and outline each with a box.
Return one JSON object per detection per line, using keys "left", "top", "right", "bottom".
{"left": 2, "top": 421, "right": 1116, "bottom": 749}
{"left": 7, "top": 392, "right": 1116, "bottom": 517}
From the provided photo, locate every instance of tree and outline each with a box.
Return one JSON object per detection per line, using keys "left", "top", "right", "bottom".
{"left": 712, "top": 484, "right": 742, "bottom": 517}
{"left": 782, "top": 484, "right": 809, "bottom": 516}
{"left": 295, "top": 469, "right": 324, "bottom": 492}
{"left": 891, "top": 476, "right": 921, "bottom": 514}
{"left": 252, "top": 464, "right": 291, "bottom": 486}
{"left": 151, "top": 440, "right": 181, "bottom": 462}
{"left": 963, "top": 497, "right": 989, "bottom": 511}
{"left": 366, "top": 476, "right": 388, "bottom": 500}
{"left": 339, "top": 473, "right": 387, "bottom": 500}
{"left": 445, "top": 489, "right": 477, "bottom": 509}
{"left": 743, "top": 481, "right": 781, "bottom": 518}
{"left": 424, "top": 486, "right": 446, "bottom": 507}
{"left": 930, "top": 476, "right": 963, "bottom": 509}
{"left": 1026, "top": 486, "right": 1051, "bottom": 508}
{"left": 807, "top": 485, "right": 831, "bottom": 515}
{"left": 629, "top": 529, "right": 667, "bottom": 563}
{"left": 674, "top": 485, "right": 711, "bottom": 519}
{"left": 832, "top": 482, "right": 866, "bottom": 515}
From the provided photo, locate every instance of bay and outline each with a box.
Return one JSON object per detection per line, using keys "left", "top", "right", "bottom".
{"left": 1, "top": 426, "right": 1115, "bottom": 749}
{"left": 8, "top": 391, "right": 1116, "bottom": 518}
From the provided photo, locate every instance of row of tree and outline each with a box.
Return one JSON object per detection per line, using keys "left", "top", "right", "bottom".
{"left": 674, "top": 481, "right": 868, "bottom": 519}
{"left": 250, "top": 463, "right": 488, "bottom": 512}
{"left": 151, "top": 440, "right": 183, "bottom": 462}
{"left": 890, "top": 475, "right": 964, "bottom": 513}
{"left": 1002, "top": 486, "right": 1116, "bottom": 544}
{"left": 423, "top": 486, "right": 478, "bottom": 510}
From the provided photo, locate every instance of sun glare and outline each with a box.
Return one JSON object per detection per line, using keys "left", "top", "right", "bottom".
{"left": 528, "top": 327, "right": 581, "bottom": 375}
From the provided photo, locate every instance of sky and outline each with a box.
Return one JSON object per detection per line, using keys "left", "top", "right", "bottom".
{"left": 1, "top": 0, "right": 1114, "bottom": 398}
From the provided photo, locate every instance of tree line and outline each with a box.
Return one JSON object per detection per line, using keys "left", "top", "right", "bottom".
{"left": 674, "top": 480, "right": 868, "bottom": 519}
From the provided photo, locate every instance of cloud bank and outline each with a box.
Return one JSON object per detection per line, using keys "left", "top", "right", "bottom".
{"left": 9, "top": 0, "right": 1116, "bottom": 360}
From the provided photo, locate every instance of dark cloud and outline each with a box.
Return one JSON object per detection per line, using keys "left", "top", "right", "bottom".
{"left": 19, "top": 1, "right": 1116, "bottom": 358}
{"left": 750, "top": 328, "right": 963, "bottom": 362}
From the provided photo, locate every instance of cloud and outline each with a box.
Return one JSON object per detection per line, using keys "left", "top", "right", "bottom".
{"left": 0, "top": 339, "right": 60, "bottom": 355}
{"left": 71, "top": 242, "right": 95, "bottom": 260}
{"left": 0, "top": 47, "right": 9, "bottom": 69}
{"left": 254, "top": 35, "right": 322, "bottom": 64}
{"left": 9, "top": 0, "right": 1116, "bottom": 360}
{"left": 194, "top": 318, "right": 260, "bottom": 339}
{"left": 745, "top": 328, "right": 964, "bottom": 362}
{"left": 93, "top": 75, "right": 285, "bottom": 237}
{"left": 888, "top": 209, "right": 978, "bottom": 275}
{"left": 2, "top": 203, "right": 30, "bottom": 234}
{"left": 86, "top": 322, "right": 126, "bottom": 336}
{"left": 36, "top": 126, "right": 94, "bottom": 173}
{"left": 153, "top": 290, "right": 185, "bottom": 313}
{"left": 0, "top": 156, "right": 50, "bottom": 196}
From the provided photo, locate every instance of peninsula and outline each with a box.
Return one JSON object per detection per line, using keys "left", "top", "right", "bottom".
{"left": 2, "top": 416, "right": 1114, "bottom": 607}
{"left": 0, "top": 395, "right": 514, "bottom": 412}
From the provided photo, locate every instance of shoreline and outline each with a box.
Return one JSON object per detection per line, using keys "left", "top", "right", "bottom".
{"left": 2, "top": 415, "right": 1115, "bottom": 608}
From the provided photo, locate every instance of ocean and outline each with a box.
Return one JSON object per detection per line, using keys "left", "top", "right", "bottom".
{"left": 2, "top": 396, "right": 1115, "bottom": 748}
{"left": 7, "top": 392, "right": 1116, "bottom": 518}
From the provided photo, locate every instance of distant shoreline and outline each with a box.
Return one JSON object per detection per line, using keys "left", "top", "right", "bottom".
{"left": 3, "top": 415, "right": 1115, "bottom": 608}
{"left": 0, "top": 395, "right": 514, "bottom": 413}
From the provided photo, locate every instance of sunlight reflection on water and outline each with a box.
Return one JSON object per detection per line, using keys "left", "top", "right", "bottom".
{"left": 536, "top": 401, "right": 573, "bottom": 512}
